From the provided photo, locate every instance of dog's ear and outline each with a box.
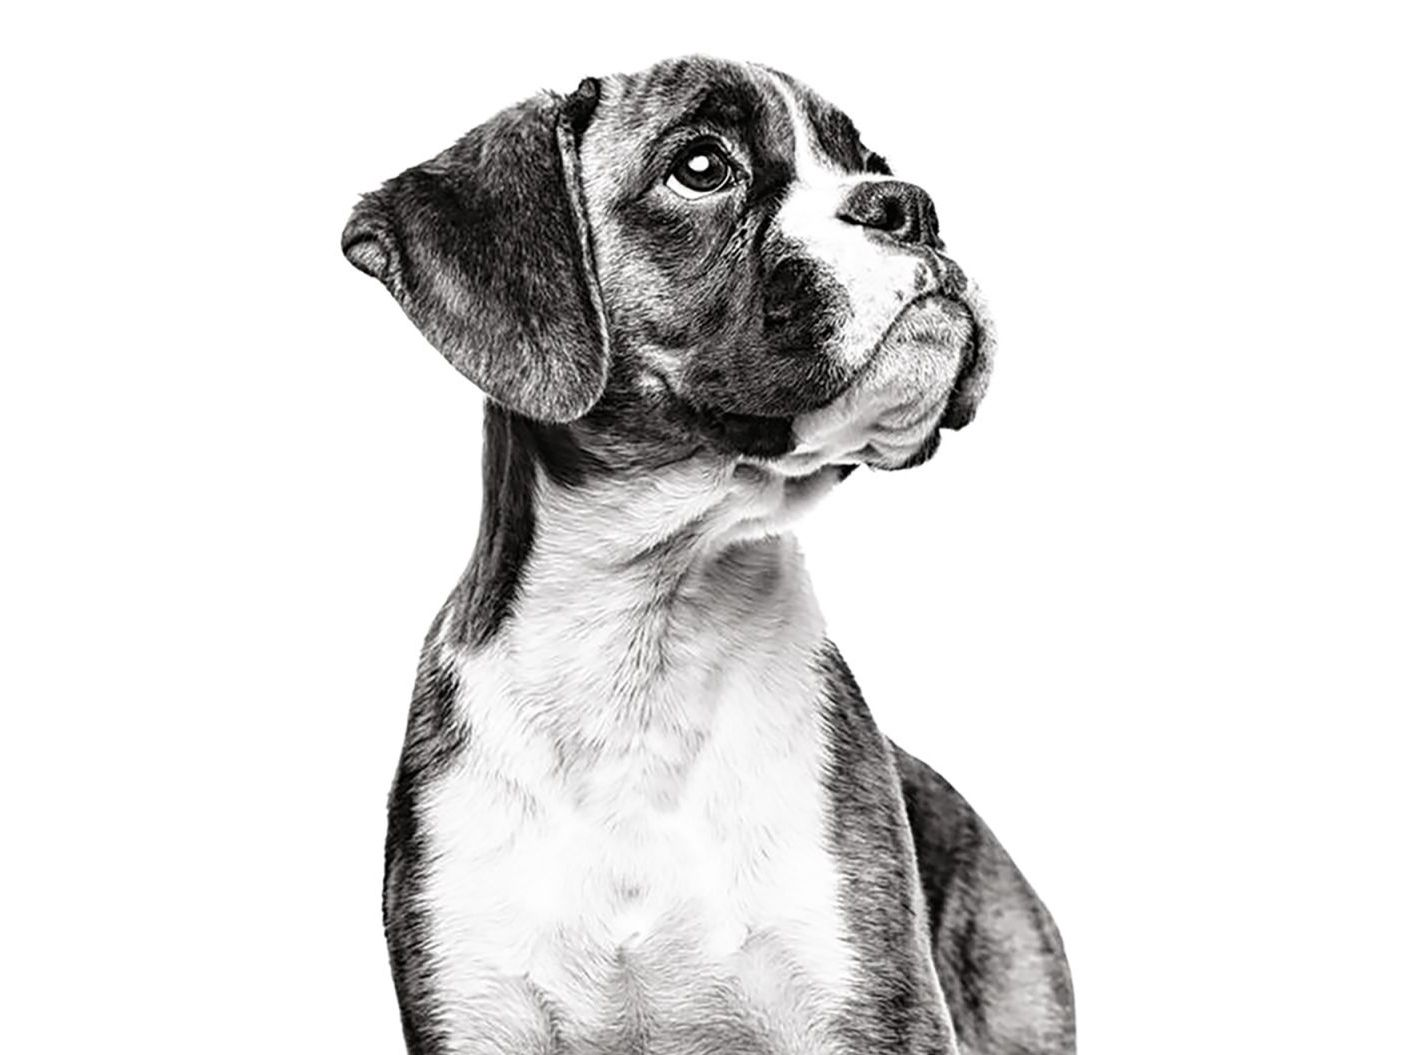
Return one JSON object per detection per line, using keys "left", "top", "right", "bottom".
{"left": 341, "top": 79, "right": 609, "bottom": 423}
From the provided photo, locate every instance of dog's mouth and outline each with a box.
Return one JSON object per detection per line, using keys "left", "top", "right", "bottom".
{"left": 668, "top": 273, "right": 992, "bottom": 477}
{"left": 751, "top": 291, "right": 983, "bottom": 476}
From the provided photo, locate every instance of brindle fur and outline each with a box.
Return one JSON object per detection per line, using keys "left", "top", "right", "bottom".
{"left": 346, "top": 55, "right": 1074, "bottom": 1055}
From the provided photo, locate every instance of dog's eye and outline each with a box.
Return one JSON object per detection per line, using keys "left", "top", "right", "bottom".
{"left": 666, "top": 145, "right": 735, "bottom": 199}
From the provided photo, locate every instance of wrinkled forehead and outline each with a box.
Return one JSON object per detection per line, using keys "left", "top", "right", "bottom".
{"left": 588, "top": 56, "right": 871, "bottom": 178}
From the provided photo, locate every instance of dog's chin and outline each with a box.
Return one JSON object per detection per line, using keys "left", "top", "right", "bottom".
{"left": 761, "top": 295, "right": 975, "bottom": 476}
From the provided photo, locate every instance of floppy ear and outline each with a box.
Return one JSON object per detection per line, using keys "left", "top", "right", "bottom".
{"left": 341, "top": 79, "right": 609, "bottom": 423}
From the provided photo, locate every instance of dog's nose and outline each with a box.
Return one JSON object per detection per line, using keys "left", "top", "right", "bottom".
{"left": 836, "top": 180, "right": 942, "bottom": 249}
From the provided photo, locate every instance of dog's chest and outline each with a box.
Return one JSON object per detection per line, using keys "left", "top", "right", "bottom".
{"left": 414, "top": 637, "right": 855, "bottom": 1054}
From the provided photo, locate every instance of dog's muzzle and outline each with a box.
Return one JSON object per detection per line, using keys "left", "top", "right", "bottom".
{"left": 773, "top": 263, "right": 990, "bottom": 474}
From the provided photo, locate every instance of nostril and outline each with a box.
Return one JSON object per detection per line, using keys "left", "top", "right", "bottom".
{"left": 837, "top": 180, "right": 942, "bottom": 250}
{"left": 878, "top": 198, "right": 908, "bottom": 234}
{"left": 836, "top": 194, "right": 884, "bottom": 231}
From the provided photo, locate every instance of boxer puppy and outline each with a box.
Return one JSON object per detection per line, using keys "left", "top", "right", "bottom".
{"left": 343, "top": 55, "right": 1074, "bottom": 1055}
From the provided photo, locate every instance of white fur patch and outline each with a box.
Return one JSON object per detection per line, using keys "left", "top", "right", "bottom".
{"left": 763, "top": 73, "right": 987, "bottom": 474}
{"left": 785, "top": 299, "right": 974, "bottom": 473}
{"left": 767, "top": 74, "right": 935, "bottom": 374}
{"left": 414, "top": 462, "right": 856, "bottom": 1053}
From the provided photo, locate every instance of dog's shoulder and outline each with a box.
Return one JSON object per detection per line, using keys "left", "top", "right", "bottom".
{"left": 813, "top": 642, "right": 1074, "bottom": 1052}
{"left": 890, "top": 744, "right": 1077, "bottom": 1054}
{"left": 810, "top": 643, "right": 961, "bottom": 1051}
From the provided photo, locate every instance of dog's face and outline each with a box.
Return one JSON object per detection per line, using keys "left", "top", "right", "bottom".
{"left": 344, "top": 56, "right": 992, "bottom": 481}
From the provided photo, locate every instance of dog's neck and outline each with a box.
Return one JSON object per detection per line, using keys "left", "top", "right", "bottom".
{"left": 443, "top": 405, "right": 840, "bottom": 763}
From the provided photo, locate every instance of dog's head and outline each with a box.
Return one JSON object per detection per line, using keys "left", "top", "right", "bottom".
{"left": 344, "top": 56, "right": 993, "bottom": 488}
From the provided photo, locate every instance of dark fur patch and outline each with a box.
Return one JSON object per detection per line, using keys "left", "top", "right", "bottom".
{"left": 816, "top": 643, "right": 958, "bottom": 1052}
{"left": 690, "top": 407, "right": 797, "bottom": 459}
{"left": 818, "top": 643, "right": 1076, "bottom": 1053}
{"left": 343, "top": 82, "right": 609, "bottom": 423}
{"left": 762, "top": 251, "right": 846, "bottom": 354}
{"left": 382, "top": 403, "right": 595, "bottom": 1050}
{"left": 892, "top": 747, "right": 1077, "bottom": 1053}
{"left": 384, "top": 629, "right": 468, "bottom": 1054}
{"left": 584, "top": 60, "right": 858, "bottom": 427}
{"left": 441, "top": 403, "right": 601, "bottom": 650}
{"left": 771, "top": 70, "right": 875, "bottom": 175}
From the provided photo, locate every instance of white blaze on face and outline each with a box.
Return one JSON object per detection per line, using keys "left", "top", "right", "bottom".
{"left": 761, "top": 73, "right": 978, "bottom": 473}
{"left": 765, "top": 73, "right": 945, "bottom": 371}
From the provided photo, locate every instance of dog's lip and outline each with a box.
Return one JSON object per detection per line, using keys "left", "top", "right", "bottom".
{"left": 860, "top": 291, "right": 977, "bottom": 377}
{"left": 769, "top": 291, "right": 980, "bottom": 474}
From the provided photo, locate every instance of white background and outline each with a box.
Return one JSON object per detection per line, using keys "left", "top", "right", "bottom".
{"left": 3, "top": 1, "right": 1401, "bottom": 1051}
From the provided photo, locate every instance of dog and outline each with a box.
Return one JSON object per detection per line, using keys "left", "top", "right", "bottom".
{"left": 342, "top": 55, "right": 1074, "bottom": 1055}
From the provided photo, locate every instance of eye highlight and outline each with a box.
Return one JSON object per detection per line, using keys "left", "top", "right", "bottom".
{"left": 665, "top": 143, "right": 736, "bottom": 199}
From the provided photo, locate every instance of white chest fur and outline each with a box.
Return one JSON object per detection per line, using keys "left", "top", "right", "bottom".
{"left": 413, "top": 486, "right": 857, "bottom": 1055}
